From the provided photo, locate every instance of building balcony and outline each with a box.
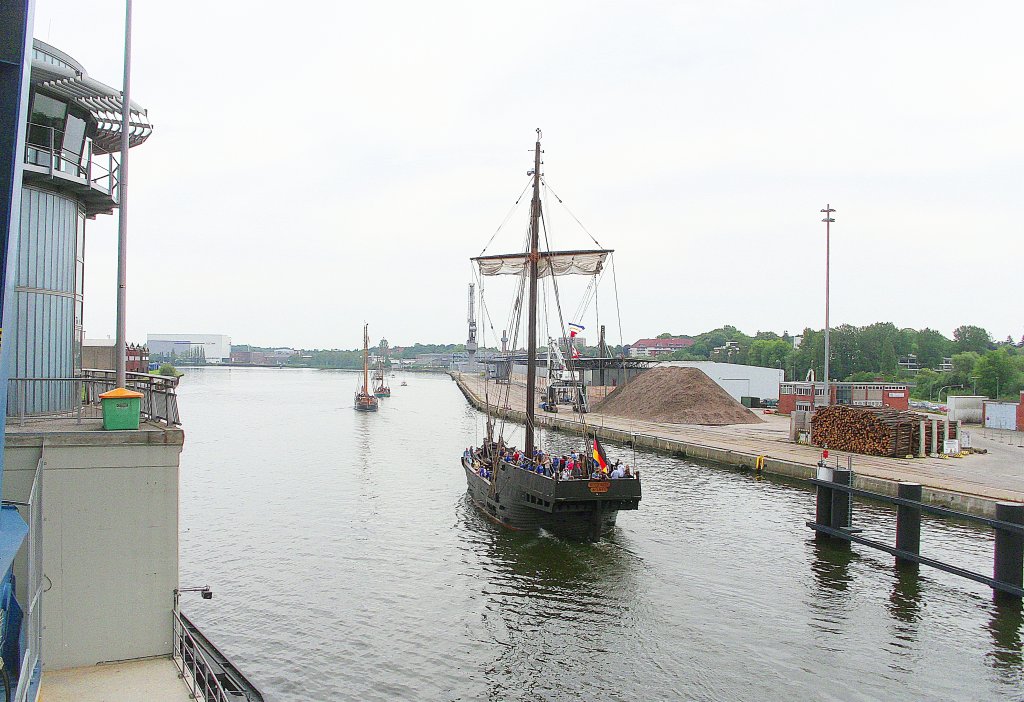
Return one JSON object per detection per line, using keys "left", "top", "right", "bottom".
{"left": 22, "top": 124, "right": 119, "bottom": 218}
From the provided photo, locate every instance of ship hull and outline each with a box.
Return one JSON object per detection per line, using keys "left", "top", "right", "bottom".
{"left": 354, "top": 393, "right": 379, "bottom": 412}
{"left": 462, "top": 458, "right": 639, "bottom": 542}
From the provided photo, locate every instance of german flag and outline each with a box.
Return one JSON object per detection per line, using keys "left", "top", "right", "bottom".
{"left": 592, "top": 436, "right": 609, "bottom": 473}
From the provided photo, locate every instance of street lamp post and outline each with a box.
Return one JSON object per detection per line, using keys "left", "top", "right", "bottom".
{"left": 820, "top": 205, "right": 835, "bottom": 406}
{"left": 932, "top": 384, "right": 963, "bottom": 402}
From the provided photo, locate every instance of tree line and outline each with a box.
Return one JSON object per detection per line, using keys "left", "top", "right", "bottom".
{"left": 648, "top": 324, "right": 1023, "bottom": 401}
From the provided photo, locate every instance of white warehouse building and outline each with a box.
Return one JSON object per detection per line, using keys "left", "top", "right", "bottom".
{"left": 659, "top": 360, "right": 785, "bottom": 401}
{"left": 148, "top": 333, "right": 232, "bottom": 363}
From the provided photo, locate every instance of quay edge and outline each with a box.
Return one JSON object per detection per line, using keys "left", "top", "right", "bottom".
{"left": 450, "top": 372, "right": 1004, "bottom": 519}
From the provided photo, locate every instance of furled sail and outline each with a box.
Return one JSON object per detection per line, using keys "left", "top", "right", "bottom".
{"left": 473, "top": 249, "right": 612, "bottom": 278}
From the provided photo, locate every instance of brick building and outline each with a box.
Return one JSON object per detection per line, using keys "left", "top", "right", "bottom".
{"left": 778, "top": 381, "right": 910, "bottom": 413}
{"left": 628, "top": 337, "right": 695, "bottom": 357}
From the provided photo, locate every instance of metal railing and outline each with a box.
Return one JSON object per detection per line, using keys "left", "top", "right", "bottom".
{"left": 7, "top": 370, "right": 180, "bottom": 427}
{"left": 24, "top": 123, "right": 119, "bottom": 199}
{"left": 172, "top": 610, "right": 233, "bottom": 702}
{"left": 7, "top": 454, "right": 43, "bottom": 702}
{"left": 808, "top": 469, "right": 1024, "bottom": 598}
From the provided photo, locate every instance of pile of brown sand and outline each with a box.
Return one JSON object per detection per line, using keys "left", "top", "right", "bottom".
{"left": 594, "top": 367, "right": 762, "bottom": 425}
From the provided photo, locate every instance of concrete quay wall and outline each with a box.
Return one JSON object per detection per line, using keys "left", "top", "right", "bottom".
{"left": 451, "top": 373, "right": 1001, "bottom": 518}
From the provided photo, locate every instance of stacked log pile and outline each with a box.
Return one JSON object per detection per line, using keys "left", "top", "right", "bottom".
{"left": 811, "top": 406, "right": 958, "bottom": 457}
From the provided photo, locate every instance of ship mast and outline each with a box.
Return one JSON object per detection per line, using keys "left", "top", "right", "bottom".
{"left": 524, "top": 129, "right": 542, "bottom": 458}
{"left": 363, "top": 323, "right": 370, "bottom": 393}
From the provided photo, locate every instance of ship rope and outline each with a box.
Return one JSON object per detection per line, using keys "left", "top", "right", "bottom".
{"left": 539, "top": 181, "right": 633, "bottom": 469}
{"left": 541, "top": 179, "right": 605, "bottom": 249}
{"left": 540, "top": 202, "right": 592, "bottom": 454}
{"left": 478, "top": 177, "right": 534, "bottom": 257}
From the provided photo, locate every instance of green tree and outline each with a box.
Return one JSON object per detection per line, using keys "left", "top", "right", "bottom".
{"left": 914, "top": 328, "right": 953, "bottom": 369}
{"left": 793, "top": 328, "right": 824, "bottom": 381}
{"left": 881, "top": 341, "right": 899, "bottom": 375}
{"left": 829, "top": 324, "right": 860, "bottom": 380}
{"left": 974, "top": 349, "right": 1020, "bottom": 398}
{"left": 953, "top": 325, "right": 993, "bottom": 354}
{"left": 858, "top": 322, "right": 900, "bottom": 373}
{"left": 158, "top": 363, "right": 178, "bottom": 377}
{"left": 748, "top": 339, "right": 791, "bottom": 369}
{"left": 951, "top": 352, "right": 980, "bottom": 383}
{"left": 911, "top": 368, "right": 939, "bottom": 399}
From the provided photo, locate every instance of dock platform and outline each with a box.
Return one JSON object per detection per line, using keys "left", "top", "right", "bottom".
{"left": 452, "top": 372, "right": 1024, "bottom": 517}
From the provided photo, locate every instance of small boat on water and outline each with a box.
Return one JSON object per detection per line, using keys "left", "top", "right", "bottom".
{"left": 400, "top": 380, "right": 408, "bottom": 387}
{"left": 354, "top": 324, "right": 379, "bottom": 412}
{"left": 460, "top": 130, "right": 641, "bottom": 542}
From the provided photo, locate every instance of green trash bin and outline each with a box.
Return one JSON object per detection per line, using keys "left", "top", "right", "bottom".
{"left": 98, "top": 387, "right": 144, "bottom": 430}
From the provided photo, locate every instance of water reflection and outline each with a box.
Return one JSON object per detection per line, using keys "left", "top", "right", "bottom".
{"left": 810, "top": 537, "right": 856, "bottom": 594}
{"left": 456, "top": 494, "right": 644, "bottom": 701}
{"left": 888, "top": 566, "right": 922, "bottom": 628}
{"left": 987, "top": 599, "right": 1023, "bottom": 674}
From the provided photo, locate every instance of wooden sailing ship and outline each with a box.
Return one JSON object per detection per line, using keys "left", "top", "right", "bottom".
{"left": 354, "top": 324, "right": 379, "bottom": 412}
{"left": 460, "top": 130, "right": 641, "bottom": 542}
{"left": 373, "top": 338, "right": 391, "bottom": 397}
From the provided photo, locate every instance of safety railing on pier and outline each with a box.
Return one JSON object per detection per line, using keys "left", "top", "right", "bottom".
{"left": 7, "top": 370, "right": 180, "bottom": 427}
{"left": 807, "top": 468, "right": 1024, "bottom": 599}
{"left": 172, "top": 608, "right": 263, "bottom": 702}
{"left": 172, "top": 610, "right": 234, "bottom": 702}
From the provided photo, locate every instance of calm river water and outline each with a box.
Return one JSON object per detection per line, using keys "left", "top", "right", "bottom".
{"left": 178, "top": 368, "right": 1023, "bottom": 701}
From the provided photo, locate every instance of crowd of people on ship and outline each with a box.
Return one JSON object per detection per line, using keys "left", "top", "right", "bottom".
{"left": 463, "top": 446, "right": 637, "bottom": 481}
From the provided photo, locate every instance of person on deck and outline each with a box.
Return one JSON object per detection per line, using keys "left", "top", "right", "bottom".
{"left": 610, "top": 463, "right": 625, "bottom": 479}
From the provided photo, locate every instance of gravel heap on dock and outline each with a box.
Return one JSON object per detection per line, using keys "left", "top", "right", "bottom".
{"left": 594, "top": 367, "right": 762, "bottom": 425}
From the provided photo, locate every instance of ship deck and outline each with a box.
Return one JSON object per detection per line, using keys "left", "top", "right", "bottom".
{"left": 41, "top": 657, "right": 193, "bottom": 702}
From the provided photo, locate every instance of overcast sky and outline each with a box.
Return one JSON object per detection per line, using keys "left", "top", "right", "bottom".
{"left": 32, "top": 1, "right": 1023, "bottom": 349}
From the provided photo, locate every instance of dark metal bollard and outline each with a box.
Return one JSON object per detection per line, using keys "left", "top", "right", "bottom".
{"left": 994, "top": 502, "right": 1024, "bottom": 599}
{"left": 830, "top": 469, "right": 852, "bottom": 530}
{"left": 895, "top": 482, "right": 922, "bottom": 567}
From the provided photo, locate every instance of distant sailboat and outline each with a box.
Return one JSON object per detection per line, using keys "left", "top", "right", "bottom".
{"left": 374, "top": 337, "right": 391, "bottom": 397}
{"left": 354, "top": 324, "right": 379, "bottom": 412}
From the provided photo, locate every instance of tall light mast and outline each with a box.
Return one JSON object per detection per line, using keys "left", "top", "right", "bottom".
{"left": 820, "top": 205, "right": 835, "bottom": 407}
{"left": 466, "top": 282, "right": 478, "bottom": 364}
